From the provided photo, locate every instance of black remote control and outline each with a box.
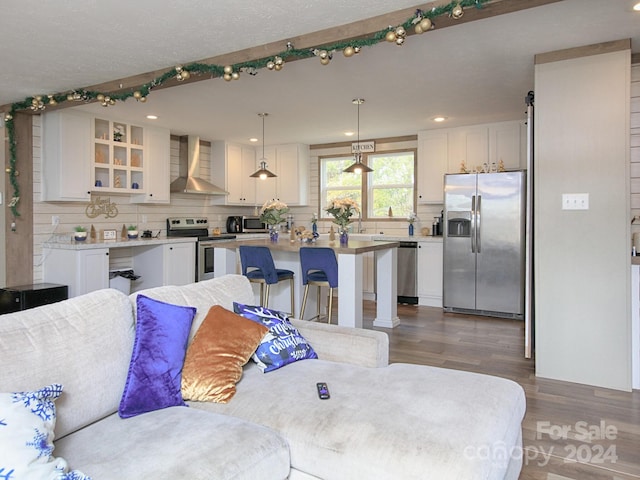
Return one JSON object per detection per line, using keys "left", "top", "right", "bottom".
{"left": 316, "top": 382, "right": 330, "bottom": 400}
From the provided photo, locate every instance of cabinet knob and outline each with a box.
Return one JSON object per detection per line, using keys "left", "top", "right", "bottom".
{"left": 149, "top": 193, "right": 153, "bottom": 197}
{"left": 169, "top": 247, "right": 173, "bottom": 250}
{"left": 106, "top": 252, "right": 109, "bottom": 256}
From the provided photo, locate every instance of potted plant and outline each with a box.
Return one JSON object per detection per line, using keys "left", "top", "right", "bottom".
{"left": 259, "top": 200, "right": 289, "bottom": 241}
{"left": 73, "top": 226, "right": 87, "bottom": 242}
{"left": 325, "top": 197, "right": 360, "bottom": 245}
{"left": 127, "top": 225, "right": 138, "bottom": 239}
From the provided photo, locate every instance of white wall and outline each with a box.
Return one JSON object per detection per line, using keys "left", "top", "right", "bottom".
{"left": 534, "top": 47, "right": 631, "bottom": 390}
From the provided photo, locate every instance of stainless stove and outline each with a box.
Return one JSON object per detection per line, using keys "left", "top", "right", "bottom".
{"left": 166, "top": 217, "right": 236, "bottom": 281}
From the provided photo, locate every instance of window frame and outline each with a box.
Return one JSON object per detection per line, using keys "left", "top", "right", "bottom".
{"left": 318, "top": 148, "right": 416, "bottom": 221}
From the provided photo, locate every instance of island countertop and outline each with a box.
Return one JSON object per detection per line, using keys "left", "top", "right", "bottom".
{"left": 213, "top": 237, "right": 400, "bottom": 254}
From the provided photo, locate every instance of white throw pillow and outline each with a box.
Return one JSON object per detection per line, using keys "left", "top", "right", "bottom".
{"left": 0, "top": 384, "right": 92, "bottom": 479}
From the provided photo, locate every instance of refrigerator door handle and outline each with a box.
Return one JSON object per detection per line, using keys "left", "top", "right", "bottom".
{"left": 471, "top": 195, "right": 476, "bottom": 253}
{"left": 476, "top": 195, "right": 482, "bottom": 253}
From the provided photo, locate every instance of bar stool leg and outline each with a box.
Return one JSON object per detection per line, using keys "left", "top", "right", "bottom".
{"left": 289, "top": 277, "right": 295, "bottom": 317}
{"left": 316, "top": 286, "right": 322, "bottom": 320}
{"left": 264, "top": 284, "right": 270, "bottom": 308}
{"left": 327, "top": 287, "right": 334, "bottom": 324}
{"left": 300, "top": 285, "right": 310, "bottom": 320}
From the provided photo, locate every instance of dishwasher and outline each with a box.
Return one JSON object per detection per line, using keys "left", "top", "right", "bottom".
{"left": 397, "top": 241, "right": 418, "bottom": 304}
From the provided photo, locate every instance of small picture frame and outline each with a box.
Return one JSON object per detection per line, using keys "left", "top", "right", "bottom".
{"left": 102, "top": 229, "right": 117, "bottom": 240}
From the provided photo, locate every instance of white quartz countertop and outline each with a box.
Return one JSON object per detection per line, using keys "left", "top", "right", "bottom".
{"left": 43, "top": 236, "right": 197, "bottom": 250}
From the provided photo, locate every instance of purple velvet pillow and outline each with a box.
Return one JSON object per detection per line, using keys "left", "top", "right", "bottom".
{"left": 118, "top": 294, "right": 196, "bottom": 418}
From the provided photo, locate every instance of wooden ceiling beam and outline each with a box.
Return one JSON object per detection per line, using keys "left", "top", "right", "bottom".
{"left": 1, "top": 0, "right": 563, "bottom": 113}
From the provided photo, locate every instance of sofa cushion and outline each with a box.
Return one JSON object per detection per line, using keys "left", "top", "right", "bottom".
{"left": 181, "top": 305, "right": 268, "bottom": 403}
{"left": 0, "top": 289, "right": 135, "bottom": 439}
{"left": 130, "top": 275, "right": 256, "bottom": 346}
{"left": 233, "top": 302, "right": 318, "bottom": 372}
{"left": 118, "top": 295, "right": 196, "bottom": 418}
{"left": 0, "top": 384, "right": 91, "bottom": 479}
{"left": 54, "top": 407, "right": 290, "bottom": 480}
{"left": 190, "top": 360, "right": 526, "bottom": 480}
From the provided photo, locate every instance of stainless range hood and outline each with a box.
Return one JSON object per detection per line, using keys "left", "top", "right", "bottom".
{"left": 170, "top": 136, "right": 228, "bottom": 195}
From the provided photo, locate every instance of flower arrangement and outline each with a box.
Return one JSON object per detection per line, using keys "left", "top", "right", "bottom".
{"left": 260, "top": 200, "right": 289, "bottom": 226}
{"left": 325, "top": 197, "right": 360, "bottom": 229}
{"left": 407, "top": 212, "right": 417, "bottom": 224}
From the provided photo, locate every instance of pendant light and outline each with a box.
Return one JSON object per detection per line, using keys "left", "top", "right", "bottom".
{"left": 250, "top": 113, "right": 277, "bottom": 179}
{"left": 343, "top": 98, "right": 373, "bottom": 174}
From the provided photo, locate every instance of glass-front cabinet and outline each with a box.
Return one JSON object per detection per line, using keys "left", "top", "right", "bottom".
{"left": 92, "top": 118, "right": 145, "bottom": 192}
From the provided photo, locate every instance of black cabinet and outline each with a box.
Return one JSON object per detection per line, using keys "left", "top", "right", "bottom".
{"left": 0, "top": 283, "right": 68, "bottom": 314}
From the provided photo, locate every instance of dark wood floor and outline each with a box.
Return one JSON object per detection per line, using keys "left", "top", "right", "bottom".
{"left": 356, "top": 302, "right": 640, "bottom": 480}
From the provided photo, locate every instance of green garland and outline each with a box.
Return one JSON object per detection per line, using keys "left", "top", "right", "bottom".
{"left": 2, "top": 0, "right": 489, "bottom": 219}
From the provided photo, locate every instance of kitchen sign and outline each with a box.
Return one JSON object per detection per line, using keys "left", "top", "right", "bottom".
{"left": 351, "top": 141, "right": 375, "bottom": 154}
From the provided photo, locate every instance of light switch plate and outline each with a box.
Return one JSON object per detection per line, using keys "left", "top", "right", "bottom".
{"left": 562, "top": 193, "right": 589, "bottom": 210}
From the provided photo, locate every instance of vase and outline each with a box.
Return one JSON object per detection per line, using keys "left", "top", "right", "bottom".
{"left": 339, "top": 230, "right": 349, "bottom": 246}
{"left": 408, "top": 223, "right": 414, "bottom": 236}
{"left": 312, "top": 223, "right": 317, "bottom": 235}
{"left": 269, "top": 226, "right": 279, "bottom": 242}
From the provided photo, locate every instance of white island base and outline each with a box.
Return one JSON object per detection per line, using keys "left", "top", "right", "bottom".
{"left": 214, "top": 238, "right": 400, "bottom": 329}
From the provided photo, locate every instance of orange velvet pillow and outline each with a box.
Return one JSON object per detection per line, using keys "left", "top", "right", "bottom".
{"left": 181, "top": 305, "right": 268, "bottom": 403}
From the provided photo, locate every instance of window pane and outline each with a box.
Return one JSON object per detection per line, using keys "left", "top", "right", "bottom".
{"left": 370, "top": 153, "right": 414, "bottom": 185}
{"left": 367, "top": 152, "right": 415, "bottom": 218}
{"left": 371, "top": 187, "right": 413, "bottom": 217}
{"left": 325, "top": 158, "right": 361, "bottom": 187}
{"left": 321, "top": 157, "right": 362, "bottom": 218}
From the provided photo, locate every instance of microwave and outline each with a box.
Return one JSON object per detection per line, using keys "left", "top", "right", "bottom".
{"left": 226, "top": 216, "right": 268, "bottom": 233}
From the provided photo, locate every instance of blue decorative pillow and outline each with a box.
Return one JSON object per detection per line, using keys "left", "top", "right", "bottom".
{"left": 233, "top": 302, "right": 317, "bottom": 372}
{"left": 0, "top": 384, "right": 92, "bottom": 479}
{"left": 119, "top": 295, "right": 197, "bottom": 418}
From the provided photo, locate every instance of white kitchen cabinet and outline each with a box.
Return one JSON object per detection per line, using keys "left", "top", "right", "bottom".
{"left": 417, "top": 120, "right": 524, "bottom": 205}
{"left": 43, "top": 247, "right": 110, "bottom": 297}
{"left": 211, "top": 141, "right": 256, "bottom": 205}
{"left": 489, "top": 121, "right": 524, "bottom": 170}
{"left": 92, "top": 117, "right": 145, "bottom": 193}
{"left": 255, "top": 143, "right": 309, "bottom": 206}
{"left": 131, "top": 126, "right": 170, "bottom": 204}
{"left": 417, "top": 131, "right": 448, "bottom": 204}
{"left": 41, "top": 111, "right": 92, "bottom": 201}
{"left": 417, "top": 240, "right": 443, "bottom": 307}
{"left": 163, "top": 242, "right": 195, "bottom": 286}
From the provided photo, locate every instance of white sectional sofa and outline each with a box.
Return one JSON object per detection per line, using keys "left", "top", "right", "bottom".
{"left": 0, "top": 274, "right": 526, "bottom": 479}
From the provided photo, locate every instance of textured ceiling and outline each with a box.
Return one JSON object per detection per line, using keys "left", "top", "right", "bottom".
{"left": 2, "top": 0, "right": 639, "bottom": 145}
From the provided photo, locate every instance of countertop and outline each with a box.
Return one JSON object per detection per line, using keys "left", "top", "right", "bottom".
{"left": 213, "top": 237, "right": 399, "bottom": 254}
{"left": 43, "top": 236, "right": 197, "bottom": 250}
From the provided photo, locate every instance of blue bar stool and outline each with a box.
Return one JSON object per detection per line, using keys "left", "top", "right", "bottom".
{"left": 239, "top": 246, "right": 295, "bottom": 316}
{"left": 299, "top": 247, "right": 338, "bottom": 324}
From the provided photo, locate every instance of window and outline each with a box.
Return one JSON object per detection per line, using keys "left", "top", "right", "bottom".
{"left": 368, "top": 152, "right": 415, "bottom": 218}
{"left": 320, "top": 156, "right": 362, "bottom": 213}
{"left": 319, "top": 150, "right": 415, "bottom": 220}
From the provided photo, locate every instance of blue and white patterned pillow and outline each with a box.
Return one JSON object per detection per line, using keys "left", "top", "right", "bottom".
{"left": 233, "top": 302, "right": 318, "bottom": 372}
{"left": 0, "top": 384, "right": 92, "bottom": 479}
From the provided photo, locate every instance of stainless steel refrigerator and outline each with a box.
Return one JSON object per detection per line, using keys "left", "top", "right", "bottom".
{"left": 443, "top": 171, "right": 526, "bottom": 319}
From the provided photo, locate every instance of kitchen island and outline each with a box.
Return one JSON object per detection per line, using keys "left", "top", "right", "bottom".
{"left": 43, "top": 236, "right": 196, "bottom": 297}
{"left": 213, "top": 237, "right": 400, "bottom": 328}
